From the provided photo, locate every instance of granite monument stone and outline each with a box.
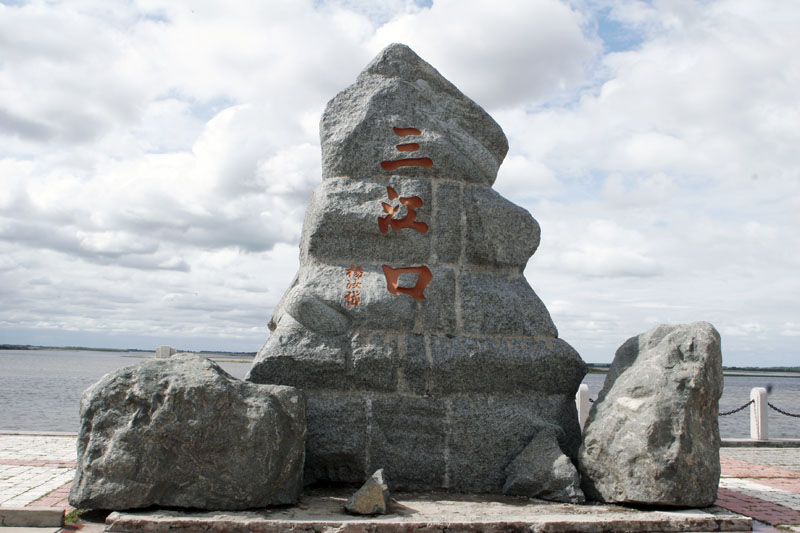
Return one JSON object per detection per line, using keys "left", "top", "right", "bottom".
{"left": 247, "top": 44, "right": 586, "bottom": 497}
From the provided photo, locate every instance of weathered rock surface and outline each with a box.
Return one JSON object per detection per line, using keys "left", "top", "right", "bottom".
{"left": 578, "top": 322, "right": 723, "bottom": 507}
{"left": 247, "top": 43, "right": 586, "bottom": 493}
{"left": 345, "top": 469, "right": 391, "bottom": 515}
{"left": 503, "top": 428, "right": 584, "bottom": 503}
{"left": 69, "top": 354, "right": 305, "bottom": 510}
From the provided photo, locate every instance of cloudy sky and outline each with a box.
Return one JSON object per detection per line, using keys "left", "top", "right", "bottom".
{"left": 1, "top": 0, "right": 798, "bottom": 366}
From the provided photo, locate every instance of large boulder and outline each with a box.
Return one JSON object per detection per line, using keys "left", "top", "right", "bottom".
{"left": 69, "top": 354, "right": 305, "bottom": 510}
{"left": 578, "top": 322, "right": 723, "bottom": 507}
{"left": 247, "top": 43, "right": 586, "bottom": 496}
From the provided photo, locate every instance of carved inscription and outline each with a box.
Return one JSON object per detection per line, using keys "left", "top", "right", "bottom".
{"left": 379, "top": 127, "right": 433, "bottom": 301}
{"left": 396, "top": 143, "right": 420, "bottom": 152}
{"left": 345, "top": 264, "right": 363, "bottom": 307}
{"left": 382, "top": 265, "right": 432, "bottom": 301}
{"left": 381, "top": 127, "right": 433, "bottom": 171}
{"left": 392, "top": 126, "right": 421, "bottom": 136}
{"left": 380, "top": 158, "right": 433, "bottom": 171}
{"left": 379, "top": 186, "right": 429, "bottom": 235}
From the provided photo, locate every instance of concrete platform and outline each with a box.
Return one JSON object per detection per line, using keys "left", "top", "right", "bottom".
{"left": 8, "top": 434, "right": 800, "bottom": 530}
{"left": 0, "top": 506, "right": 63, "bottom": 527}
{"left": 105, "top": 489, "right": 751, "bottom": 532}
{"left": 723, "top": 438, "right": 800, "bottom": 448}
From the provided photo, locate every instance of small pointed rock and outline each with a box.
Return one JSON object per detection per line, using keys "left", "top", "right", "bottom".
{"left": 345, "top": 469, "right": 390, "bottom": 515}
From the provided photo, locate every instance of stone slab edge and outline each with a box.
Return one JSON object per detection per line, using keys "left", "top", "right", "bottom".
{"left": 106, "top": 507, "right": 751, "bottom": 532}
{"left": 0, "top": 507, "right": 65, "bottom": 527}
{"left": 722, "top": 438, "right": 800, "bottom": 448}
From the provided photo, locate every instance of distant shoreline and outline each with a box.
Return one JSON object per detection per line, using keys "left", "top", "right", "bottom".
{"left": 587, "top": 364, "right": 800, "bottom": 378}
{"left": 0, "top": 344, "right": 256, "bottom": 358}
{"left": 2, "top": 345, "right": 796, "bottom": 376}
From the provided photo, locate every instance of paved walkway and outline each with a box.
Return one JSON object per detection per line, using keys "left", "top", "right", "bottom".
{"left": 719, "top": 448, "right": 800, "bottom": 531}
{"left": 1, "top": 433, "right": 799, "bottom": 531}
{"left": 0, "top": 435, "right": 75, "bottom": 512}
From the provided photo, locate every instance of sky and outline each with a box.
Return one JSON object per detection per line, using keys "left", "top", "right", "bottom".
{"left": 0, "top": 0, "right": 798, "bottom": 366}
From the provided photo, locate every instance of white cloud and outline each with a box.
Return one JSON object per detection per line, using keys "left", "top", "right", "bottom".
{"left": 534, "top": 217, "right": 662, "bottom": 278}
{"left": 371, "top": 0, "right": 600, "bottom": 108}
{"left": 0, "top": 0, "right": 798, "bottom": 367}
{"left": 494, "top": 154, "right": 562, "bottom": 199}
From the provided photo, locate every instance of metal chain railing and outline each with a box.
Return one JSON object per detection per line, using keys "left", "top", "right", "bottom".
{"left": 586, "top": 398, "right": 797, "bottom": 419}
{"left": 718, "top": 400, "right": 753, "bottom": 416}
{"left": 768, "top": 402, "right": 800, "bottom": 418}
{"left": 588, "top": 397, "right": 760, "bottom": 417}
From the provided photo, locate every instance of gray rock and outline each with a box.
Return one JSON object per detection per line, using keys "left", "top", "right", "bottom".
{"left": 247, "top": 43, "right": 585, "bottom": 494}
{"left": 303, "top": 391, "right": 369, "bottom": 485}
{"left": 445, "top": 394, "right": 581, "bottom": 493}
{"left": 299, "top": 390, "right": 582, "bottom": 494}
{"left": 250, "top": 331, "right": 584, "bottom": 397}
{"left": 425, "top": 336, "right": 585, "bottom": 395}
{"left": 345, "top": 469, "right": 391, "bottom": 515}
{"left": 69, "top": 354, "right": 305, "bottom": 510}
{"left": 459, "top": 272, "right": 558, "bottom": 337}
{"left": 301, "top": 177, "right": 432, "bottom": 265}
{"left": 320, "top": 44, "right": 508, "bottom": 186}
{"left": 578, "top": 322, "right": 723, "bottom": 507}
{"left": 284, "top": 286, "right": 351, "bottom": 335}
{"left": 430, "top": 181, "right": 462, "bottom": 264}
{"left": 248, "top": 314, "right": 350, "bottom": 390}
{"left": 503, "top": 428, "right": 585, "bottom": 503}
{"left": 464, "top": 186, "right": 540, "bottom": 268}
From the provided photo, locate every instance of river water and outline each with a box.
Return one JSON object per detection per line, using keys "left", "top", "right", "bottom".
{"left": 1, "top": 349, "right": 798, "bottom": 438}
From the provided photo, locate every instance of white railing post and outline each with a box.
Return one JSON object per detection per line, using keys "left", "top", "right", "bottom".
{"left": 576, "top": 384, "right": 590, "bottom": 432}
{"left": 750, "top": 387, "right": 769, "bottom": 440}
{"left": 156, "top": 345, "right": 177, "bottom": 359}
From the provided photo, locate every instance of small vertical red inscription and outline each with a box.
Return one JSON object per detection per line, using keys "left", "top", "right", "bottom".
{"left": 345, "top": 265, "right": 363, "bottom": 307}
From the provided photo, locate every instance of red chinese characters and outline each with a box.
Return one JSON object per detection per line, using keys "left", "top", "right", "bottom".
{"left": 345, "top": 264, "right": 363, "bottom": 307}
{"left": 380, "top": 126, "right": 433, "bottom": 171}
{"left": 382, "top": 265, "right": 432, "bottom": 301}
{"left": 378, "top": 186, "right": 429, "bottom": 235}
{"left": 379, "top": 127, "right": 433, "bottom": 301}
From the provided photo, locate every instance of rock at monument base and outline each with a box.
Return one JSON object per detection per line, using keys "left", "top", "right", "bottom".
{"left": 301, "top": 390, "right": 581, "bottom": 493}
{"left": 503, "top": 428, "right": 584, "bottom": 503}
{"left": 345, "top": 469, "right": 391, "bottom": 515}
{"left": 68, "top": 354, "right": 305, "bottom": 511}
{"left": 578, "top": 322, "right": 723, "bottom": 507}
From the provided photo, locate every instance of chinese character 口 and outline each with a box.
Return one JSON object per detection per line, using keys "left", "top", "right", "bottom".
{"left": 381, "top": 265, "right": 432, "bottom": 301}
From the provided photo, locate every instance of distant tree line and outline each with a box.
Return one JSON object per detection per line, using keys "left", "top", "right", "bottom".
{"left": 582, "top": 362, "right": 800, "bottom": 374}
{"left": 0, "top": 344, "right": 255, "bottom": 357}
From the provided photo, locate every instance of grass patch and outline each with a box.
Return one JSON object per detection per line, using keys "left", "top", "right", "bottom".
{"left": 64, "top": 508, "right": 86, "bottom": 524}
{"left": 65, "top": 508, "right": 110, "bottom": 524}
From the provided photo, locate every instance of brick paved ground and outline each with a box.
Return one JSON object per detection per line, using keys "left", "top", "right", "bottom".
{"left": 718, "top": 447, "right": 800, "bottom": 530}
{"left": 0, "top": 434, "right": 75, "bottom": 511}
{"left": 722, "top": 448, "right": 800, "bottom": 473}
{"left": 2, "top": 433, "right": 799, "bottom": 531}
